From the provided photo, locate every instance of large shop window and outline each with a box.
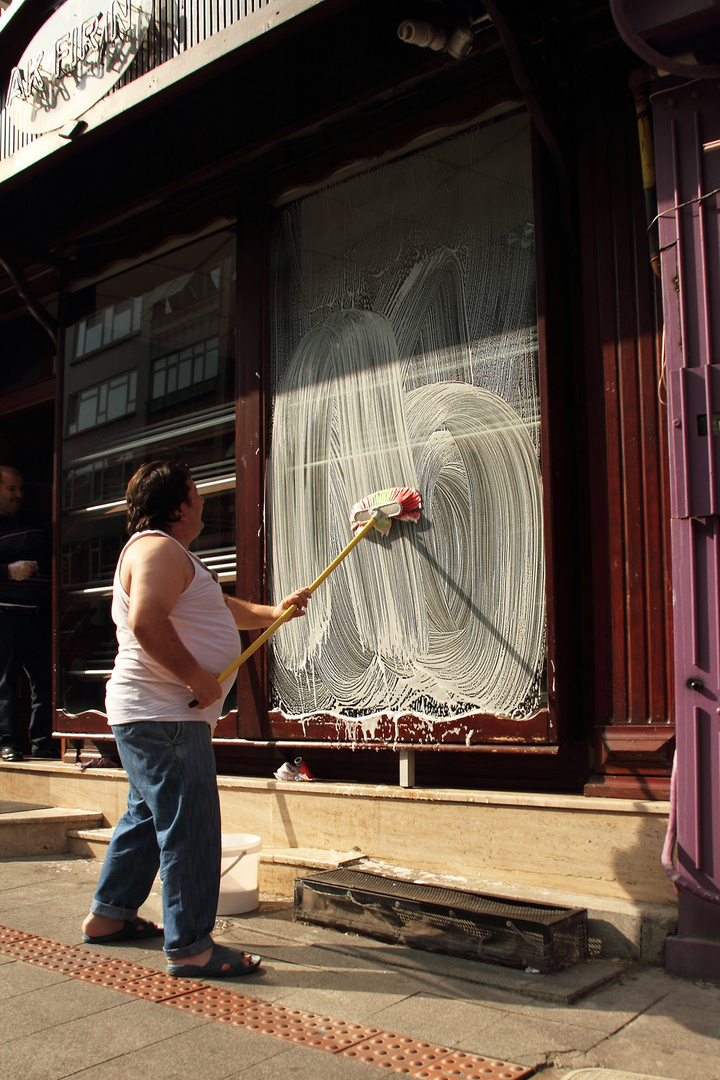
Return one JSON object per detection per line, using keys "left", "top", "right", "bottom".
{"left": 59, "top": 232, "right": 236, "bottom": 719}
{"left": 269, "top": 110, "right": 546, "bottom": 744}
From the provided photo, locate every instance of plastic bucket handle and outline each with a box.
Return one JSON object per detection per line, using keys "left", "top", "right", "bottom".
{"left": 220, "top": 849, "right": 247, "bottom": 878}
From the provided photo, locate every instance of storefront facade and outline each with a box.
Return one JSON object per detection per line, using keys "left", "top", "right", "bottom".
{"left": 0, "top": 0, "right": 676, "bottom": 794}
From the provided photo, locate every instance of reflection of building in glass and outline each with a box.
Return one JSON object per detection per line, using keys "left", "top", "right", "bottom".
{"left": 67, "top": 370, "right": 138, "bottom": 435}
{"left": 73, "top": 298, "right": 142, "bottom": 358}
{"left": 59, "top": 233, "right": 237, "bottom": 715}
{"left": 150, "top": 338, "right": 219, "bottom": 409}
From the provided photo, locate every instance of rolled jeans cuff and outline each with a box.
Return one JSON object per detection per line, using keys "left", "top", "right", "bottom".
{"left": 90, "top": 900, "right": 138, "bottom": 922}
{"left": 164, "top": 933, "right": 214, "bottom": 961}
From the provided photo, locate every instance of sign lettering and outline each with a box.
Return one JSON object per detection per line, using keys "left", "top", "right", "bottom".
{"left": 6, "top": 0, "right": 154, "bottom": 135}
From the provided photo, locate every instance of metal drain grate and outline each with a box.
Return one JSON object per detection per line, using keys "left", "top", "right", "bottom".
{"left": 294, "top": 868, "right": 588, "bottom": 974}
{"left": 0, "top": 924, "right": 533, "bottom": 1078}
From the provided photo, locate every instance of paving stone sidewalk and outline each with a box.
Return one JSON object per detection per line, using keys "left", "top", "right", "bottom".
{"left": 1, "top": 854, "right": 719, "bottom": 1080}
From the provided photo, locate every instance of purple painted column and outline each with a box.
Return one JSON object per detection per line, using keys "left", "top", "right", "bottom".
{"left": 653, "top": 77, "right": 720, "bottom": 977}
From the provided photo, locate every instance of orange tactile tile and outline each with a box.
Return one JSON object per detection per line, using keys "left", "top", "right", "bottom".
{"left": 112, "top": 971, "right": 209, "bottom": 1001}
{"left": 164, "top": 987, "right": 264, "bottom": 1019}
{"left": 226, "top": 999, "right": 286, "bottom": 1032}
{"left": 0, "top": 925, "right": 534, "bottom": 1078}
{"left": 272, "top": 1016, "right": 382, "bottom": 1053}
{"left": 0, "top": 926, "right": 38, "bottom": 944}
{"left": 341, "top": 1033, "right": 455, "bottom": 1073}
{"left": 25, "top": 949, "right": 107, "bottom": 974}
{"left": 237, "top": 1004, "right": 373, "bottom": 1048}
{"left": 4, "top": 942, "right": 102, "bottom": 973}
{"left": 0, "top": 934, "right": 53, "bottom": 956}
{"left": 65, "top": 957, "right": 153, "bottom": 988}
{"left": 178, "top": 992, "right": 381, "bottom": 1052}
{"left": 340, "top": 1033, "right": 532, "bottom": 1079}
{"left": 414, "top": 1052, "right": 531, "bottom": 1080}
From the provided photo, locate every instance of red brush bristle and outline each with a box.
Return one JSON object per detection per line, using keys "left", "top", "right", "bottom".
{"left": 391, "top": 486, "right": 422, "bottom": 521}
{"left": 350, "top": 486, "right": 422, "bottom": 533}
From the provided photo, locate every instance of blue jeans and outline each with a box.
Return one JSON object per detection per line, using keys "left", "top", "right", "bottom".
{"left": 90, "top": 720, "right": 221, "bottom": 960}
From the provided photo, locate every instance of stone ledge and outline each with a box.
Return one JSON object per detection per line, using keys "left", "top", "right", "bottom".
{"left": 0, "top": 758, "right": 671, "bottom": 811}
{"left": 1, "top": 762, "right": 675, "bottom": 906}
{"left": 0, "top": 808, "right": 104, "bottom": 857}
{"left": 217, "top": 775, "right": 671, "bottom": 814}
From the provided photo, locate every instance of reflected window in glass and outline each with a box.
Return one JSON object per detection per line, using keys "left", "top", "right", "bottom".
{"left": 59, "top": 231, "right": 238, "bottom": 717}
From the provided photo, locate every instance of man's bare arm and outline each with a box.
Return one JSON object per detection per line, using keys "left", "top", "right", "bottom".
{"left": 225, "top": 586, "right": 311, "bottom": 630}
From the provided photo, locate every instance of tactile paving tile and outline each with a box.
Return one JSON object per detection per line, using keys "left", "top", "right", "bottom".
{"left": 216, "top": 1000, "right": 382, "bottom": 1052}
{"left": 24, "top": 947, "right": 106, "bottom": 973}
{"left": 165, "top": 987, "right": 264, "bottom": 1020}
{"left": 340, "top": 1033, "right": 533, "bottom": 1078}
{"left": 215, "top": 1003, "right": 280, "bottom": 1028}
{"left": 0, "top": 925, "right": 533, "bottom": 1078}
{"left": 413, "top": 1051, "right": 532, "bottom": 1079}
{"left": 2, "top": 940, "right": 99, "bottom": 969}
{"left": 0, "top": 934, "right": 49, "bottom": 955}
{"left": 114, "top": 970, "right": 208, "bottom": 1000}
{"left": 227, "top": 998, "right": 288, "bottom": 1031}
{"left": 241, "top": 1005, "right": 367, "bottom": 1048}
{"left": 168, "top": 989, "right": 382, "bottom": 1051}
{"left": 341, "top": 1033, "right": 454, "bottom": 1073}
{"left": 0, "top": 925, "right": 38, "bottom": 944}
{"left": 67, "top": 957, "right": 153, "bottom": 989}
{"left": 275, "top": 1016, "right": 382, "bottom": 1052}
{"left": 0, "top": 939, "right": 47, "bottom": 957}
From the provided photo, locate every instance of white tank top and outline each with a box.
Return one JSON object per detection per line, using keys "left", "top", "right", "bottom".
{"left": 105, "top": 530, "right": 241, "bottom": 727}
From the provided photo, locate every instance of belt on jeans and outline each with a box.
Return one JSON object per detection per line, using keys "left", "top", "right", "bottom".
{"left": 0, "top": 603, "right": 40, "bottom": 613}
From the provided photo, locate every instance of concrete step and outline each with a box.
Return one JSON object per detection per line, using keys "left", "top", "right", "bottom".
{"left": 66, "top": 826, "right": 116, "bottom": 858}
{"left": 0, "top": 806, "right": 105, "bottom": 856}
{"left": 67, "top": 826, "right": 362, "bottom": 896}
{"left": 261, "top": 845, "right": 364, "bottom": 898}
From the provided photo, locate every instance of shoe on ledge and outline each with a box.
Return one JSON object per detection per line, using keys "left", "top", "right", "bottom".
{"left": 1, "top": 746, "right": 25, "bottom": 762}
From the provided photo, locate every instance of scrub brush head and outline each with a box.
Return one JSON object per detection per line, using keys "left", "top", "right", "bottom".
{"left": 350, "top": 486, "right": 422, "bottom": 536}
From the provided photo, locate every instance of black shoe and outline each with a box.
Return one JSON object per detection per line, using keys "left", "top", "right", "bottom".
{"left": 1, "top": 746, "right": 24, "bottom": 762}
{"left": 30, "top": 743, "right": 61, "bottom": 760}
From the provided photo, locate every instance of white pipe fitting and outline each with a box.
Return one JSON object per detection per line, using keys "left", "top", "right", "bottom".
{"left": 445, "top": 25, "right": 475, "bottom": 60}
{"left": 397, "top": 20, "right": 448, "bottom": 52}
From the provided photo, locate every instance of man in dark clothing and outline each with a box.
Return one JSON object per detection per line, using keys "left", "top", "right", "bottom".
{"left": 0, "top": 465, "right": 57, "bottom": 761}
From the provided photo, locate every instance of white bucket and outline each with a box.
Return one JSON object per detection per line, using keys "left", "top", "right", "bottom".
{"left": 217, "top": 833, "right": 262, "bottom": 915}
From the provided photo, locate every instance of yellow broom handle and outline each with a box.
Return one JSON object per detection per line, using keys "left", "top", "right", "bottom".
{"left": 194, "top": 515, "right": 378, "bottom": 699}
{"left": 306, "top": 513, "right": 377, "bottom": 594}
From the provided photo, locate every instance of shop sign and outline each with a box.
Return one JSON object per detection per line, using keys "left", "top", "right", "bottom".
{"left": 6, "top": 0, "right": 155, "bottom": 135}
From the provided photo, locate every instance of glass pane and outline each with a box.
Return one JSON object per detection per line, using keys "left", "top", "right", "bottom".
{"left": 77, "top": 389, "right": 99, "bottom": 432}
{"left": 269, "top": 111, "right": 545, "bottom": 725}
{"left": 59, "top": 231, "right": 237, "bottom": 716}
{"left": 84, "top": 313, "right": 104, "bottom": 354}
{"left": 112, "top": 300, "right": 134, "bottom": 340}
{"left": 105, "top": 377, "right": 128, "bottom": 422}
{"left": 178, "top": 354, "right": 192, "bottom": 389}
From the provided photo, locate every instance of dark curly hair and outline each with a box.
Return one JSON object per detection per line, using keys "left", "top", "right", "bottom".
{"left": 125, "top": 461, "right": 192, "bottom": 535}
